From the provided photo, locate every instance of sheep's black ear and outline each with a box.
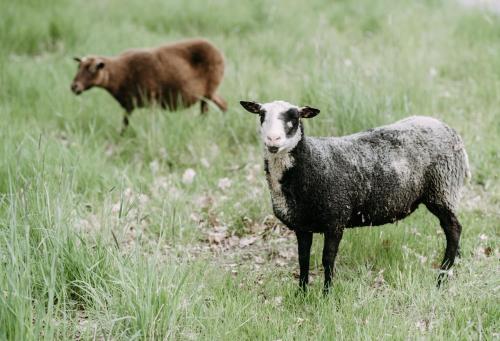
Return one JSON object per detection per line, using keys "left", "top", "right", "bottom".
{"left": 299, "top": 106, "right": 320, "bottom": 118}
{"left": 240, "top": 101, "right": 262, "bottom": 114}
{"left": 73, "top": 57, "right": 82, "bottom": 63}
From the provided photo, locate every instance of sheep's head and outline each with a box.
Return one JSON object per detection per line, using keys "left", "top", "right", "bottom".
{"left": 71, "top": 56, "right": 106, "bottom": 95}
{"left": 240, "top": 100, "right": 320, "bottom": 154}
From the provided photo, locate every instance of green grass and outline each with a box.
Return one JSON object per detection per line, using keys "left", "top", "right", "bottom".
{"left": 0, "top": 0, "right": 499, "bottom": 339}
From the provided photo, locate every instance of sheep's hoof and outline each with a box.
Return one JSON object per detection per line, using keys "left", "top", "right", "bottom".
{"left": 436, "top": 269, "right": 452, "bottom": 288}
{"left": 436, "top": 275, "right": 446, "bottom": 288}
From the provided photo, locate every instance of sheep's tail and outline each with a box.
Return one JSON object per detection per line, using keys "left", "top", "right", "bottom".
{"left": 450, "top": 125, "right": 471, "bottom": 185}
{"left": 455, "top": 135, "right": 471, "bottom": 184}
{"left": 462, "top": 147, "right": 472, "bottom": 183}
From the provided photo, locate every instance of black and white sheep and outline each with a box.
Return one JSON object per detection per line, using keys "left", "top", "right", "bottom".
{"left": 240, "top": 100, "right": 470, "bottom": 293}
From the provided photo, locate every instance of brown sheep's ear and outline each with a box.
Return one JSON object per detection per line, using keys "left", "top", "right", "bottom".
{"left": 73, "top": 57, "right": 82, "bottom": 63}
{"left": 240, "top": 101, "right": 262, "bottom": 114}
{"left": 299, "top": 106, "right": 320, "bottom": 118}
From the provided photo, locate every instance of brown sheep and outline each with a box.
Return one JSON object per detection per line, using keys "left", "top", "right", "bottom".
{"left": 70, "top": 38, "right": 227, "bottom": 134}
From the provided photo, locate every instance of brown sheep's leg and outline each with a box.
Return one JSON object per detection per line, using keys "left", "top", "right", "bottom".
{"left": 120, "top": 111, "right": 132, "bottom": 136}
{"left": 200, "top": 100, "right": 209, "bottom": 114}
{"left": 211, "top": 94, "right": 228, "bottom": 112}
{"left": 322, "top": 228, "right": 344, "bottom": 295}
{"left": 295, "top": 231, "right": 313, "bottom": 292}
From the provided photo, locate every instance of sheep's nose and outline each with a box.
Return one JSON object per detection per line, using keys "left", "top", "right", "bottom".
{"left": 71, "top": 83, "right": 82, "bottom": 95}
{"left": 267, "top": 146, "right": 279, "bottom": 153}
{"left": 266, "top": 135, "right": 282, "bottom": 143}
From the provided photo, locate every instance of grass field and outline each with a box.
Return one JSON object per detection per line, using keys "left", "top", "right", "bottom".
{"left": 1, "top": 0, "right": 499, "bottom": 339}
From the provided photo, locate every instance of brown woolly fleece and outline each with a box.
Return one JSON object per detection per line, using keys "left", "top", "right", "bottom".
{"left": 71, "top": 38, "right": 227, "bottom": 133}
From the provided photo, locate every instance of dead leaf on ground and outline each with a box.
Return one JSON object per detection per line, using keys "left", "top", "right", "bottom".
{"left": 227, "top": 236, "right": 240, "bottom": 247}
{"left": 275, "top": 259, "right": 288, "bottom": 267}
{"left": 208, "top": 231, "right": 227, "bottom": 244}
{"left": 372, "top": 270, "right": 386, "bottom": 289}
{"left": 296, "top": 317, "right": 305, "bottom": 326}
{"left": 278, "top": 249, "right": 295, "bottom": 260}
{"left": 182, "top": 168, "right": 196, "bottom": 184}
{"left": 196, "top": 194, "right": 216, "bottom": 210}
{"left": 273, "top": 296, "right": 283, "bottom": 306}
{"left": 239, "top": 236, "right": 258, "bottom": 248}
{"left": 474, "top": 246, "right": 494, "bottom": 259}
{"left": 217, "top": 178, "right": 232, "bottom": 191}
{"left": 415, "top": 318, "right": 430, "bottom": 332}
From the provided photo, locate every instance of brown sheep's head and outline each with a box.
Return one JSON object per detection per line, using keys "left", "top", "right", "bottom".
{"left": 71, "top": 56, "right": 106, "bottom": 95}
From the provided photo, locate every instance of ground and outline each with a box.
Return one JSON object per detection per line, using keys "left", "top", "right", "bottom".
{"left": 0, "top": 0, "right": 498, "bottom": 339}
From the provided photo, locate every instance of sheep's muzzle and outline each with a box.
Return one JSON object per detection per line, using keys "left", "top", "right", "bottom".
{"left": 71, "top": 82, "right": 83, "bottom": 95}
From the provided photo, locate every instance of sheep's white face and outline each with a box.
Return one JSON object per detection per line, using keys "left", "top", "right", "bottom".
{"left": 240, "top": 100, "right": 320, "bottom": 154}
{"left": 260, "top": 101, "right": 301, "bottom": 153}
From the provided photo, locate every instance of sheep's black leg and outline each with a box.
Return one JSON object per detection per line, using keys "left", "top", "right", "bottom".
{"left": 120, "top": 111, "right": 132, "bottom": 136}
{"left": 438, "top": 212, "right": 462, "bottom": 287}
{"left": 425, "top": 204, "right": 462, "bottom": 287}
{"left": 295, "top": 231, "right": 313, "bottom": 291}
{"left": 200, "top": 100, "right": 209, "bottom": 114}
{"left": 322, "top": 228, "right": 343, "bottom": 295}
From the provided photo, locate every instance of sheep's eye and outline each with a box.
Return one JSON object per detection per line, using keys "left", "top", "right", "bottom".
{"left": 259, "top": 113, "right": 265, "bottom": 125}
{"left": 286, "top": 119, "right": 297, "bottom": 131}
